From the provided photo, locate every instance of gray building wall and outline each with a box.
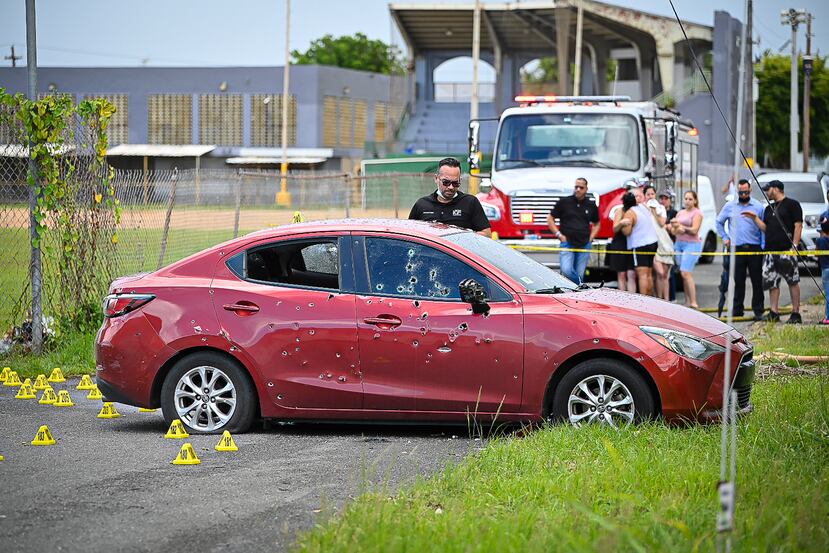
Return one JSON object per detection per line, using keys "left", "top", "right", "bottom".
{"left": 677, "top": 11, "right": 743, "bottom": 166}
{"left": 0, "top": 65, "right": 404, "bottom": 161}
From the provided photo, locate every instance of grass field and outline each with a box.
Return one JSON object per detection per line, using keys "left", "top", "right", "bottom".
{"left": 295, "top": 375, "right": 829, "bottom": 552}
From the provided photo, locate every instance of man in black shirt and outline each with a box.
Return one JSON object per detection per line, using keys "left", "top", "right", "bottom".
{"left": 742, "top": 179, "right": 803, "bottom": 323}
{"left": 409, "top": 157, "right": 491, "bottom": 236}
{"left": 547, "top": 177, "right": 600, "bottom": 283}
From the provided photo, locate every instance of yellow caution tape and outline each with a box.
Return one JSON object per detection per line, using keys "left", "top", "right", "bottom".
{"left": 509, "top": 245, "right": 829, "bottom": 256}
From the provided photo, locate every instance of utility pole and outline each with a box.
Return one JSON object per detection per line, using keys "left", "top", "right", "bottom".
{"left": 802, "top": 13, "right": 813, "bottom": 171}
{"left": 26, "top": 0, "right": 43, "bottom": 354}
{"left": 469, "top": 0, "right": 481, "bottom": 195}
{"left": 277, "top": 0, "right": 292, "bottom": 206}
{"left": 573, "top": 0, "right": 584, "bottom": 95}
{"left": 470, "top": 0, "right": 480, "bottom": 122}
{"left": 732, "top": 3, "right": 747, "bottom": 181}
{"left": 744, "top": 0, "right": 755, "bottom": 165}
{"left": 5, "top": 45, "right": 22, "bottom": 67}
{"left": 780, "top": 8, "right": 807, "bottom": 171}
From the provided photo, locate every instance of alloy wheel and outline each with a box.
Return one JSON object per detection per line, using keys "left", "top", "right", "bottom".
{"left": 567, "top": 374, "right": 635, "bottom": 427}
{"left": 173, "top": 365, "right": 237, "bottom": 432}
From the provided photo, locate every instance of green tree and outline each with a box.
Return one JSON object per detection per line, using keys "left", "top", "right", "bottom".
{"left": 291, "top": 33, "right": 405, "bottom": 75}
{"left": 755, "top": 51, "right": 829, "bottom": 169}
{"left": 521, "top": 57, "right": 558, "bottom": 84}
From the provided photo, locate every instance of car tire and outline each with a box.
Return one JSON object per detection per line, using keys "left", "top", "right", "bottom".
{"left": 699, "top": 232, "right": 717, "bottom": 264}
{"left": 551, "top": 358, "right": 655, "bottom": 426}
{"left": 161, "top": 351, "right": 257, "bottom": 434}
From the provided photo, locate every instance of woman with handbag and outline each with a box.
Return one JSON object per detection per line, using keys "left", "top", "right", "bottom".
{"left": 668, "top": 191, "right": 704, "bottom": 309}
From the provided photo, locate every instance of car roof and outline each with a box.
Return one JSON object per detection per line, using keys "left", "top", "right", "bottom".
{"left": 756, "top": 172, "right": 817, "bottom": 181}
{"left": 243, "top": 218, "right": 464, "bottom": 241}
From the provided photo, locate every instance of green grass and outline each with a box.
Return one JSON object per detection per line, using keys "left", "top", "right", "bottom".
{"left": 751, "top": 324, "right": 829, "bottom": 357}
{"left": 295, "top": 376, "right": 829, "bottom": 552}
{"left": 1, "top": 330, "right": 94, "bottom": 378}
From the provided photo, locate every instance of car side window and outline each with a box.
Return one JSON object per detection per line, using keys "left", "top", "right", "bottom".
{"left": 365, "top": 237, "right": 508, "bottom": 301}
{"left": 233, "top": 238, "right": 340, "bottom": 290}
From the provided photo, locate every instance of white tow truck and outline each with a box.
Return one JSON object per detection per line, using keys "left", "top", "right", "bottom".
{"left": 468, "top": 95, "right": 717, "bottom": 273}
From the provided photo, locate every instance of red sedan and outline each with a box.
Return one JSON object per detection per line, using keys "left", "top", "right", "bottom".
{"left": 96, "top": 219, "right": 754, "bottom": 434}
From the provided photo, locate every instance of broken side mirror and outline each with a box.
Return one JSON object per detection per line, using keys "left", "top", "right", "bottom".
{"left": 459, "top": 278, "right": 490, "bottom": 315}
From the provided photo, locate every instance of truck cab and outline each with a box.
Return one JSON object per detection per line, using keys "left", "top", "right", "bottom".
{"left": 470, "top": 96, "right": 700, "bottom": 245}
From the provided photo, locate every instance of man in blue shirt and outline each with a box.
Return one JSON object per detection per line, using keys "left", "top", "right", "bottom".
{"left": 715, "top": 179, "right": 766, "bottom": 320}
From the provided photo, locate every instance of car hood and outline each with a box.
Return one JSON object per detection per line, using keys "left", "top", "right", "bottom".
{"left": 549, "top": 288, "right": 732, "bottom": 338}
{"left": 491, "top": 166, "right": 637, "bottom": 196}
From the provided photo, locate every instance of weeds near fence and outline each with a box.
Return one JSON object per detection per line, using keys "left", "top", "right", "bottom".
{"left": 1, "top": 88, "right": 117, "bottom": 335}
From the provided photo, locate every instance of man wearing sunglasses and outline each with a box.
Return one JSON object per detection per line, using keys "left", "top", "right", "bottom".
{"left": 715, "top": 179, "right": 765, "bottom": 320}
{"left": 409, "top": 157, "right": 491, "bottom": 236}
{"left": 547, "top": 177, "right": 599, "bottom": 284}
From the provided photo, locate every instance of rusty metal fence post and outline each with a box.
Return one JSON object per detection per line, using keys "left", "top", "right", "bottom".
{"left": 233, "top": 172, "right": 243, "bottom": 239}
{"left": 157, "top": 167, "right": 178, "bottom": 269}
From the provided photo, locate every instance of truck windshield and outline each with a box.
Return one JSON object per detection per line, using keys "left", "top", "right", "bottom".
{"left": 495, "top": 113, "right": 640, "bottom": 171}
{"left": 445, "top": 232, "right": 578, "bottom": 292}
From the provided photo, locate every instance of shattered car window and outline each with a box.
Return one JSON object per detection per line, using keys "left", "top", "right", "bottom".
{"left": 366, "top": 238, "right": 495, "bottom": 300}
{"left": 301, "top": 243, "right": 339, "bottom": 275}
{"left": 445, "top": 232, "right": 577, "bottom": 292}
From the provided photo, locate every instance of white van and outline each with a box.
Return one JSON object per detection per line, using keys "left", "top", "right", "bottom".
{"left": 696, "top": 175, "right": 719, "bottom": 263}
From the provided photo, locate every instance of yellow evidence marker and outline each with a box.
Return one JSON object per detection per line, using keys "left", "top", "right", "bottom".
{"left": 39, "top": 388, "right": 57, "bottom": 405}
{"left": 215, "top": 430, "right": 239, "bottom": 452}
{"left": 87, "top": 386, "right": 103, "bottom": 400}
{"left": 15, "top": 380, "right": 37, "bottom": 399}
{"left": 97, "top": 402, "right": 121, "bottom": 419}
{"left": 1, "top": 366, "right": 11, "bottom": 381}
{"left": 171, "top": 443, "right": 201, "bottom": 465}
{"left": 3, "top": 371, "right": 22, "bottom": 387}
{"left": 76, "top": 374, "right": 95, "bottom": 390}
{"left": 31, "top": 425, "right": 56, "bottom": 446}
{"left": 164, "top": 419, "right": 190, "bottom": 439}
{"left": 53, "top": 390, "right": 74, "bottom": 407}
{"left": 33, "top": 374, "right": 50, "bottom": 390}
{"left": 47, "top": 367, "right": 66, "bottom": 383}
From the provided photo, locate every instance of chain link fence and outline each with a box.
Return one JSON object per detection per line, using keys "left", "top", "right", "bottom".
{"left": 1, "top": 164, "right": 437, "bottom": 333}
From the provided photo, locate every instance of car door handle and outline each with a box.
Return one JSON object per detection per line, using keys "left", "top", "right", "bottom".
{"left": 223, "top": 302, "right": 260, "bottom": 315}
{"left": 363, "top": 315, "right": 402, "bottom": 329}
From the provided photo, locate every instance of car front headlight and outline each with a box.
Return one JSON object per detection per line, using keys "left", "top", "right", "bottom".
{"left": 480, "top": 201, "right": 501, "bottom": 221}
{"left": 640, "top": 326, "right": 725, "bottom": 360}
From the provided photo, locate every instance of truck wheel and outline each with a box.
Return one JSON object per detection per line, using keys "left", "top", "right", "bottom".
{"left": 699, "top": 232, "right": 717, "bottom": 264}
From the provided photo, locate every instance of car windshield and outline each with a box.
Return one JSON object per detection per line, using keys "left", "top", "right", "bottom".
{"left": 752, "top": 180, "right": 825, "bottom": 204}
{"left": 494, "top": 113, "right": 640, "bottom": 171}
{"left": 445, "top": 232, "right": 578, "bottom": 292}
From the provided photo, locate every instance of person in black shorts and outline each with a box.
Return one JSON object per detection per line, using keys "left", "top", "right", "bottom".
{"left": 742, "top": 179, "right": 803, "bottom": 323}
{"left": 607, "top": 191, "right": 637, "bottom": 291}
{"left": 409, "top": 157, "right": 491, "bottom": 236}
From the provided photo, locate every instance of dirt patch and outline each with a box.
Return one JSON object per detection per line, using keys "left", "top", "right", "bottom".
{"left": 3, "top": 207, "right": 404, "bottom": 230}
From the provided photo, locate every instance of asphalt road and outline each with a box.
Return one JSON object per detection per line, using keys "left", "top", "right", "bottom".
{"left": 0, "top": 384, "right": 476, "bottom": 553}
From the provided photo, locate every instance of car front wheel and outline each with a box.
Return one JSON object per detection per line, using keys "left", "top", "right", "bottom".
{"left": 161, "top": 351, "right": 257, "bottom": 434}
{"left": 551, "top": 358, "right": 655, "bottom": 427}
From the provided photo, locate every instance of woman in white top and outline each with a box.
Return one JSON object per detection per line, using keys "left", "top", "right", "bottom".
{"left": 644, "top": 185, "right": 671, "bottom": 300}
{"left": 620, "top": 187, "right": 659, "bottom": 296}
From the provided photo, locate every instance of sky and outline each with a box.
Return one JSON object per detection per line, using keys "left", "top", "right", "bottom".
{"left": 1, "top": 0, "right": 826, "bottom": 72}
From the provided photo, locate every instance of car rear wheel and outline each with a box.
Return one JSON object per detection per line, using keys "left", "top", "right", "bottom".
{"left": 551, "top": 358, "right": 655, "bottom": 427}
{"left": 161, "top": 351, "right": 257, "bottom": 434}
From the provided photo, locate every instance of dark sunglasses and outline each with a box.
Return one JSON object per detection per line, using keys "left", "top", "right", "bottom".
{"left": 574, "top": 185, "right": 586, "bottom": 190}
{"left": 438, "top": 178, "right": 461, "bottom": 187}
{"left": 738, "top": 190, "right": 751, "bottom": 195}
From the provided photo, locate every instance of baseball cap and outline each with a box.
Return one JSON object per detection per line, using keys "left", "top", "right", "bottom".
{"left": 761, "top": 179, "right": 784, "bottom": 192}
{"left": 658, "top": 188, "right": 674, "bottom": 198}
